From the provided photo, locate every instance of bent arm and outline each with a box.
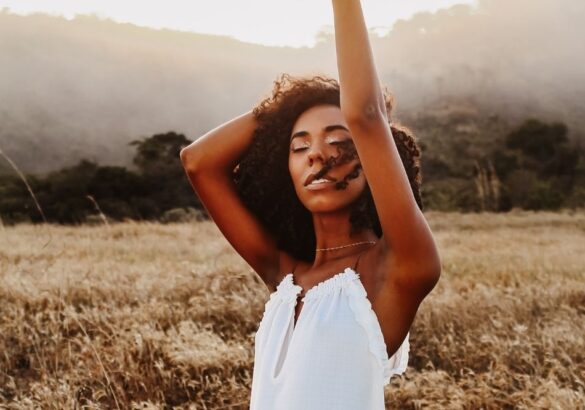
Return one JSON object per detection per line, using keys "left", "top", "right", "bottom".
{"left": 180, "top": 110, "right": 258, "bottom": 174}
{"left": 179, "top": 110, "right": 282, "bottom": 287}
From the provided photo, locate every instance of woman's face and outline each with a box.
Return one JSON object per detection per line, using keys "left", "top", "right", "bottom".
{"left": 288, "top": 104, "right": 366, "bottom": 212}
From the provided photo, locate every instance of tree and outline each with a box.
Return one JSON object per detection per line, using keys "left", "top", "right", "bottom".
{"left": 130, "top": 132, "right": 192, "bottom": 176}
{"left": 129, "top": 132, "right": 199, "bottom": 212}
{"left": 493, "top": 119, "right": 582, "bottom": 210}
{"left": 506, "top": 119, "right": 569, "bottom": 163}
{"left": 43, "top": 159, "right": 99, "bottom": 223}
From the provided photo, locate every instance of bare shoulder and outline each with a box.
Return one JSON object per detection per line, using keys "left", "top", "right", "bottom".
{"left": 369, "top": 236, "right": 430, "bottom": 356}
{"left": 355, "top": 238, "right": 391, "bottom": 298}
{"left": 260, "top": 250, "right": 300, "bottom": 293}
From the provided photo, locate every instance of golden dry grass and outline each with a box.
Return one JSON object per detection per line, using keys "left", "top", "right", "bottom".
{"left": 1, "top": 210, "right": 584, "bottom": 409}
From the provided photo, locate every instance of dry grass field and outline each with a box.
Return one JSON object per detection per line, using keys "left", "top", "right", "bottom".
{"left": 1, "top": 210, "right": 584, "bottom": 409}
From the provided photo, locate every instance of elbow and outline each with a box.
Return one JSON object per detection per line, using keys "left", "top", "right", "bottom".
{"left": 179, "top": 147, "right": 189, "bottom": 164}
{"left": 180, "top": 147, "right": 200, "bottom": 174}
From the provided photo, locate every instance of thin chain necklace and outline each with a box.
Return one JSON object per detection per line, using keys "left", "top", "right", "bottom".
{"left": 315, "top": 240, "right": 377, "bottom": 252}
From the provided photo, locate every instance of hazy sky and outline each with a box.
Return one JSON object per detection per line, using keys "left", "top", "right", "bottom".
{"left": 0, "top": 0, "right": 477, "bottom": 47}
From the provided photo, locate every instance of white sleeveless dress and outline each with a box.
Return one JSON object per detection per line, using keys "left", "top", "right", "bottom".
{"left": 249, "top": 267, "right": 410, "bottom": 409}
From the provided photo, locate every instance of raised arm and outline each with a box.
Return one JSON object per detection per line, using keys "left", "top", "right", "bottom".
{"left": 332, "top": 0, "right": 441, "bottom": 295}
{"left": 180, "top": 110, "right": 283, "bottom": 288}
{"left": 180, "top": 110, "right": 257, "bottom": 173}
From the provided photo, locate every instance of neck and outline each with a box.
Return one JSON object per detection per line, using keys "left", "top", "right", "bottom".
{"left": 311, "top": 211, "right": 377, "bottom": 266}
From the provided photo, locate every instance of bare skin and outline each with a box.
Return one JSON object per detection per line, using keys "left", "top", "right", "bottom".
{"left": 285, "top": 103, "right": 384, "bottom": 327}
{"left": 180, "top": 0, "right": 441, "bottom": 359}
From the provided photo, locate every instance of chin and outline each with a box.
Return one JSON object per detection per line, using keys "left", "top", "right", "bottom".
{"left": 303, "top": 195, "right": 361, "bottom": 213}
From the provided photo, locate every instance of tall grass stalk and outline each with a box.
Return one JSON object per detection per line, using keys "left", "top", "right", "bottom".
{"left": 0, "top": 146, "right": 48, "bottom": 224}
{"left": 70, "top": 306, "right": 121, "bottom": 410}
{"left": 86, "top": 195, "right": 111, "bottom": 228}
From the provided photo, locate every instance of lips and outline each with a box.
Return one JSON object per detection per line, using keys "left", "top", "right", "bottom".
{"left": 304, "top": 172, "right": 337, "bottom": 186}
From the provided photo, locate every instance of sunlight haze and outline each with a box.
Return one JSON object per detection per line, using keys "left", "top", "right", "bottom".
{"left": 0, "top": 0, "right": 477, "bottom": 47}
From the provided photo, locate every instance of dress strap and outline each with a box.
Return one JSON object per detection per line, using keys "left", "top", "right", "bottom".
{"left": 353, "top": 248, "right": 368, "bottom": 272}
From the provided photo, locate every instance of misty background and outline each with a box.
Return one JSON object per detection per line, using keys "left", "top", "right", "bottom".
{"left": 0, "top": 0, "right": 584, "bottom": 222}
{"left": 1, "top": 0, "right": 583, "bottom": 174}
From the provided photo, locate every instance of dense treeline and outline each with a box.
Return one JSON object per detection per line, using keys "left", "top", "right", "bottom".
{"left": 0, "top": 119, "right": 583, "bottom": 225}
{"left": 419, "top": 116, "right": 585, "bottom": 212}
{"left": 0, "top": 132, "right": 201, "bottom": 224}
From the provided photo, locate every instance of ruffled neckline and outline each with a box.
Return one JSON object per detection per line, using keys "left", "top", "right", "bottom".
{"left": 271, "top": 266, "right": 409, "bottom": 385}
{"left": 275, "top": 267, "right": 359, "bottom": 302}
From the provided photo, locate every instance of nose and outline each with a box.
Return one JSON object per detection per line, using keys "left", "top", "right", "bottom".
{"left": 306, "top": 140, "right": 327, "bottom": 164}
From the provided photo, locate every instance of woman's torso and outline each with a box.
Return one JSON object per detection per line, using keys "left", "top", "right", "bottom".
{"left": 249, "top": 247, "right": 410, "bottom": 409}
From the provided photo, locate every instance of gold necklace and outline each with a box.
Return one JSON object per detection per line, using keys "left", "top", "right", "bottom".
{"left": 315, "top": 240, "right": 377, "bottom": 252}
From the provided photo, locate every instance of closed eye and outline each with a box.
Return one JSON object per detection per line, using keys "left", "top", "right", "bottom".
{"left": 291, "top": 139, "right": 351, "bottom": 153}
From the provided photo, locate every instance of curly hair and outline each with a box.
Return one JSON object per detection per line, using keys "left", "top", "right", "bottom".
{"left": 233, "top": 73, "right": 422, "bottom": 262}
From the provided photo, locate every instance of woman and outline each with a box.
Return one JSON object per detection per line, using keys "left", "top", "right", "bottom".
{"left": 180, "top": 1, "right": 441, "bottom": 408}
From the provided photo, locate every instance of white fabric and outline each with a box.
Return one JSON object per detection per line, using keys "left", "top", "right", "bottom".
{"left": 250, "top": 267, "right": 410, "bottom": 410}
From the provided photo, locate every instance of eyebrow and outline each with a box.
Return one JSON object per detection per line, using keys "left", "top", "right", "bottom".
{"left": 290, "top": 124, "right": 350, "bottom": 142}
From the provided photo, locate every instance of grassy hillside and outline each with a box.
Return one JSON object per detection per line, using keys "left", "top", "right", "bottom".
{"left": 1, "top": 211, "right": 584, "bottom": 408}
